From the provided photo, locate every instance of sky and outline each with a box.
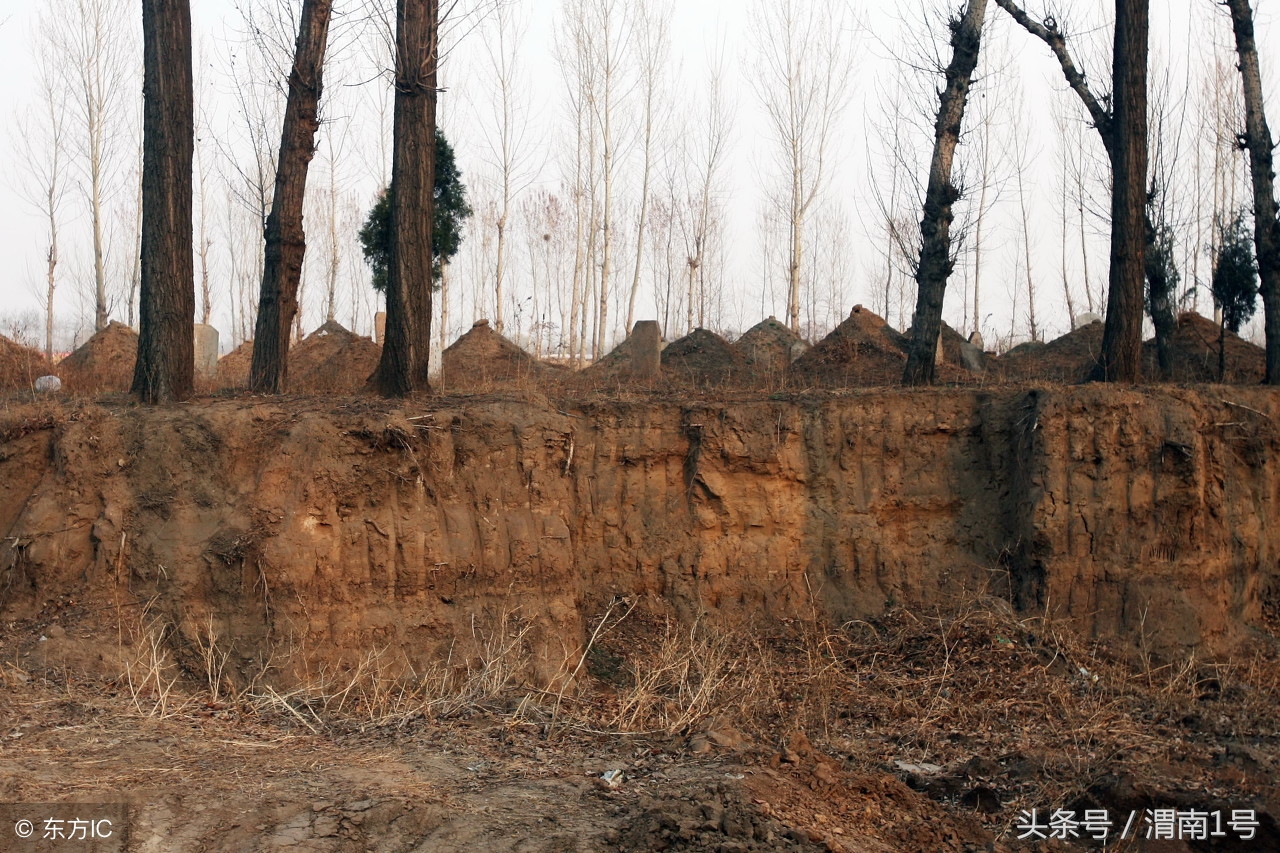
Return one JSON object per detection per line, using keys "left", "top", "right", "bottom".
{"left": 0, "top": 0, "right": 1276, "bottom": 355}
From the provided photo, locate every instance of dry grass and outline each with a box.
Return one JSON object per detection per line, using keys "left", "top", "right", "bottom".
{"left": 10, "top": 580, "right": 1275, "bottom": 838}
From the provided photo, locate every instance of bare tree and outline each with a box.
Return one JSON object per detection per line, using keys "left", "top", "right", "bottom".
{"left": 903, "top": 0, "right": 989, "bottom": 386}
{"left": 133, "top": 0, "right": 194, "bottom": 404}
{"left": 1095, "top": 0, "right": 1150, "bottom": 382}
{"left": 1007, "top": 87, "right": 1039, "bottom": 342}
{"left": 624, "top": 0, "right": 671, "bottom": 333}
{"left": 372, "top": 0, "right": 439, "bottom": 396}
{"left": 475, "top": 2, "right": 537, "bottom": 335}
{"left": 249, "top": 0, "right": 335, "bottom": 394}
{"left": 678, "top": 66, "right": 733, "bottom": 337}
{"left": 1222, "top": 0, "right": 1280, "bottom": 384}
{"left": 49, "top": 0, "right": 135, "bottom": 333}
{"left": 751, "top": 0, "right": 854, "bottom": 334}
{"left": 15, "top": 14, "right": 70, "bottom": 363}
{"left": 995, "top": 0, "right": 1149, "bottom": 381}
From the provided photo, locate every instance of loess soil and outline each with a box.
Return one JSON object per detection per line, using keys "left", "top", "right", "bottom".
{"left": 1142, "top": 312, "right": 1267, "bottom": 385}
{"left": 0, "top": 335, "right": 52, "bottom": 392}
{"left": 440, "top": 320, "right": 546, "bottom": 393}
{"left": 1, "top": 376, "right": 1278, "bottom": 851}
{"left": 661, "top": 328, "right": 752, "bottom": 389}
{"left": 56, "top": 321, "right": 139, "bottom": 394}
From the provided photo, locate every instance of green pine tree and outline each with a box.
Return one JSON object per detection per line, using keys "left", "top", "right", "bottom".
{"left": 359, "top": 128, "right": 472, "bottom": 293}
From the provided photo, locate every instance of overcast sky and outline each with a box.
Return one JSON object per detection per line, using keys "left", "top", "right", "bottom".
{"left": 0, "top": 0, "right": 1276, "bottom": 353}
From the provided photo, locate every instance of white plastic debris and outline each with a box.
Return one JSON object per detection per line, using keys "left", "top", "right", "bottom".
{"left": 600, "top": 769, "right": 625, "bottom": 789}
{"left": 893, "top": 760, "right": 943, "bottom": 775}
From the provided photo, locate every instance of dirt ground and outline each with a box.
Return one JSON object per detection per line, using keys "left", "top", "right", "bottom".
{"left": 2, "top": 596, "right": 1277, "bottom": 852}
{"left": 2, "top": 317, "right": 1279, "bottom": 851}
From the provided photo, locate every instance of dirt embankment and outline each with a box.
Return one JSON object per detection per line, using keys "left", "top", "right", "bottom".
{"left": 2, "top": 386, "right": 1276, "bottom": 680}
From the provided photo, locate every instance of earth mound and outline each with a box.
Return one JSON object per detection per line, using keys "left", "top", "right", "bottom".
{"left": 216, "top": 339, "right": 254, "bottom": 388}
{"left": 289, "top": 320, "right": 382, "bottom": 393}
{"left": 440, "top": 319, "right": 543, "bottom": 391}
{"left": 661, "top": 328, "right": 750, "bottom": 387}
{"left": 902, "top": 320, "right": 989, "bottom": 373}
{"left": 1145, "top": 311, "right": 1266, "bottom": 384}
{"left": 0, "top": 335, "right": 52, "bottom": 391}
{"left": 734, "top": 317, "right": 808, "bottom": 383}
{"left": 788, "top": 305, "right": 910, "bottom": 386}
{"left": 57, "top": 321, "right": 138, "bottom": 393}
{"left": 998, "top": 319, "right": 1105, "bottom": 383}
{"left": 577, "top": 321, "right": 665, "bottom": 387}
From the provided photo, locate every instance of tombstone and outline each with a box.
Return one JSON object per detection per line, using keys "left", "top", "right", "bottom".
{"left": 374, "top": 311, "right": 387, "bottom": 345}
{"left": 628, "top": 320, "right": 662, "bottom": 379}
{"left": 958, "top": 341, "right": 986, "bottom": 373}
{"left": 34, "top": 375, "right": 62, "bottom": 393}
{"left": 1073, "top": 312, "right": 1103, "bottom": 329}
{"left": 193, "top": 324, "right": 219, "bottom": 379}
{"left": 968, "top": 331, "right": 985, "bottom": 351}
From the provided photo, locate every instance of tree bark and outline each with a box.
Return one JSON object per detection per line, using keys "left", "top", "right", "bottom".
{"left": 903, "top": 0, "right": 989, "bottom": 386}
{"left": 133, "top": 0, "right": 194, "bottom": 404}
{"left": 249, "top": 0, "right": 333, "bottom": 394}
{"left": 1147, "top": 217, "right": 1176, "bottom": 379}
{"left": 1093, "top": 0, "right": 1148, "bottom": 382}
{"left": 996, "top": 0, "right": 1148, "bottom": 382}
{"left": 372, "top": 0, "right": 437, "bottom": 396}
{"left": 1224, "top": 0, "right": 1280, "bottom": 385}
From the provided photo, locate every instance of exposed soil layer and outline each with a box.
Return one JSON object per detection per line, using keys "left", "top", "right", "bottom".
{"left": 901, "top": 320, "right": 990, "bottom": 374}
{"left": 3, "top": 386, "right": 1276, "bottom": 672}
{"left": 214, "top": 324, "right": 382, "bottom": 393}
{"left": 440, "top": 319, "right": 544, "bottom": 392}
{"left": 1143, "top": 312, "right": 1267, "bottom": 384}
{"left": 788, "top": 306, "right": 910, "bottom": 387}
{"left": 1, "top": 387, "right": 1278, "bottom": 852}
{"left": 56, "top": 321, "right": 139, "bottom": 393}
{"left": 0, "top": 335, "right": 52, "bottom": 391}
{"left": 733, "top": 317, "right": 808, "bottom": 384}
{"left": 216, "top": 338, "right": 254, "bottom": 388}
{"left": 661, "top": 328, "right": 751, "bottom": 388}
{"left": 289, "top": 321, "right": 383, "bottom": 393}
{"left": 997, "top": 321, "right": 1105, "bottom": 384}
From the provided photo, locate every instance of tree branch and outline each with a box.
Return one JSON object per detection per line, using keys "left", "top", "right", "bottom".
{"left": 992, "top": 0, "right": 1113, "bottom": 154}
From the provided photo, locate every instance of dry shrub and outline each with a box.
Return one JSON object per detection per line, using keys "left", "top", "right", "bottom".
{"left": 131, "top": 607, "right": 542, "bottom": 731}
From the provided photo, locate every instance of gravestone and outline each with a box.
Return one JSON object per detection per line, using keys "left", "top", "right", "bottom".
{"left": 628, "top": 321, "right": 662, "bottom": 379}
{"left": 193, "top": 324, "right": 219, "bottom": 379}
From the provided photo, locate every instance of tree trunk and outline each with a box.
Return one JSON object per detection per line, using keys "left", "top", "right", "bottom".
{"left": 1093, "top": 0, "right": 1148, "bottom": 382}
{"left": 91, "top": 151, "right": 108, "bottom": 332}
{"left": 249, "top": 0, "right": 333, "bottom": 394}
{"left": 133, "top": 0, "right": 194, "bottom": 404}
{"left": 903, "top": 0, "right": 989, "bottom": 386}
{"left": 1146, "top": 215, "right": 1175, "bottom": 378}
{"left": 45, "top": 224, "right": 58, "bottom": 364}
{"left": 1225, "top": 0, "right": 1280, "bottom": 384}
{"left": 439, "top": 257, "right": 449, "bottom": 351}
{"left": 372, "top": 0, "right": 437, "bottom": 396}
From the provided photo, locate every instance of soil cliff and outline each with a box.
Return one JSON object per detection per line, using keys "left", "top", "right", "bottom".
{"left": 2, "top": 386, "right": 1276, "bottom": 687}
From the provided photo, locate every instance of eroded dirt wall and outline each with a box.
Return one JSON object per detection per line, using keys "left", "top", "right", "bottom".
{"left": 1, "top": 387, "right": 1276, "bottom": 681}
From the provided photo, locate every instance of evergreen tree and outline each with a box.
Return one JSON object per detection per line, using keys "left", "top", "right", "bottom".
{"left": 360, "top": 128, "right": 471, "bottom": 294}
{"left": 1213, "top": 211, "right": 1260, "bottom": 335}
